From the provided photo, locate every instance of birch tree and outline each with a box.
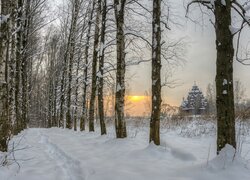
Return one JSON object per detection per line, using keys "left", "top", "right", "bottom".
{"left": 72, "top": 1, "right": 92, "bottom": 131}
{"left": 80, "top": 0, "right": 96, "bottom": 131}
{"left": 66, "top": 0, "right": 80, "bottom": 129}
{"left": 98, "top": 0, "right": 108, "bottom": 135}
{"left": 150, "top": 0, "right": 161, "bottom": 145}
{"left": 0, "top": 0, "right": 11, "bottom": 152}
{"left": 47, "top": 32, "right": 60, "bottom": 128}
{"left": 21, "top": 0, "right": 31, "bottom": 130}
{"left": 114, "top": 0, "right": 127, "bottom": 138}
{"left": 88, "top": 0, "right": 101, "bottom": 132}
{"left": 59, "top": 2, "right": 72, "bottom": 128}
{"left": 14, "top": 0, "right": 23, "bottom": 134}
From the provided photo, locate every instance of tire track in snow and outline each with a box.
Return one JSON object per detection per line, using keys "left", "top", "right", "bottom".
{"left": 39, "top": 131, "right": 86, "bottom": 180}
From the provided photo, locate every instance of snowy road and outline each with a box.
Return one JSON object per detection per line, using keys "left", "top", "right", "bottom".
{"left": 39, "top": 132, "right": 85, "bottom": 180}
{"left": 1, "top": 127, "right": 250, "bottom": 180}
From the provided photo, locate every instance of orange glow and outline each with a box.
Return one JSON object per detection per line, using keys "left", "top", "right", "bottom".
{"left": 103, "top": 95, "right": 177, "bottom": 117}
{"left": 128, "top": 95, "right": 146, "bottom": 102}
{"left": 125, "top": 96, "right": 151, "bottom": 116}
{"left": 103, "top": 95, "right": 151, "bottom": 116}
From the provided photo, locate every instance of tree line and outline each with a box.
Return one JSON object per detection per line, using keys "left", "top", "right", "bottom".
{"left": 1, "top": 0, "right": 47, "bottom": 151}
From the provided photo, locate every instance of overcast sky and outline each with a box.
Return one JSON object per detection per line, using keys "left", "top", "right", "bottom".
{"left": 127, "top": 0, "right": 250, "bottom": 106}
{"left": 50, "top": 0, "right": 250, "bottom": 108}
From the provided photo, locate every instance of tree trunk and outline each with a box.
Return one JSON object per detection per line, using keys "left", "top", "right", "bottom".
{"left": 9, "top": 1, "right": 16, "bottom": 129}
{"left": 66, "top": 0, "right": 80, "bottom": 129}
{"left": 14, "top": 0, "right": 23, "bottom": 134}
{"left": 48, "top": 78, "right": 53, "bottom": 128}
{"left": 21, "top": 0, "right": 31, "bottom": 130}
{"left": 53, "top": 73, "right": 58, "bottom": 127}
{"left": 58, "top": 45, "right": 67, "bottom": 127}
{"left": 73, "top": 8, "right": 90, "bottom": 131}
{"left": 59, "top": 50, "right": 67, "bottom": 128}
{"left": 98, "top": 0, "right": 107, "bottom": 135}
{"left": 80, "top": 1, "right": 95, "bottom": 132}
{"left": 88, "top": 0, "right": 101, "bottom": 132}
{"left": 0, "top": 0, "right": 11, "bottom": 152}
{"left": 150, "top": 0, "right": 162, "bottom": 145}
{"left": 73, "top": 42, "right": 81, "bottom": 131}
{"left": 114, "top": 0, "right": 127, "bottom": 138}
{"left": 47, "top": 35, "right": 58, "bottom": 128}
{"left": 59, "top": 9, "right": 71, "bottom": 128}
{"left": 214, "top": 0, "right": 236, "bottom": 153}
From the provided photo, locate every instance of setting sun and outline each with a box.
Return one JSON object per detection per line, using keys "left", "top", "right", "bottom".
{"left": 128, "top": 96, "right": 146, "bottom": 102}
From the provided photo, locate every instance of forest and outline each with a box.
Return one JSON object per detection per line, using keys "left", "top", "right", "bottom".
{"left": 1, "top": 0, "right": 250, "bottom": 180}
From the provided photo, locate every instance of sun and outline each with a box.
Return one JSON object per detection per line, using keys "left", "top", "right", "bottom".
{"left": 128, "top": 96, "right": 145, "bottom": 102}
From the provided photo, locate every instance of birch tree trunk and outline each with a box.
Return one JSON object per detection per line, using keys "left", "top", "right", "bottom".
{"left": 21, "top": 0, "right": 31, "bottom": 129}
{"left": 214, "top": 0, "right": 236, "bottom": 153}
{"left": 47, "top": 35, "right": 58, "bottom": 128}
{"left": 80, "top": 1, "right": 95, "bottom": 131}
{"left": 73, "top": 9, "right": 89, "bottom": 131}
{"left": 14, "top": 0, "right": 23, "bottom": 134}
{"left": 53, "top": 66, "right": 59, "bottom": 127}
{"left": 114, "top": 0, "right": 127, "bottom": 138}
{"left": 150, "top": 0, "right": 161, "bottom": 145}
{"left": 59, "top": 8, "right": 71, "bottom": 128}
{"left": 59, "top": 43, "right": 67, "bottom": 128}
{"left": 88, "top": 0, "right": 101, "bottom": 132}
{"left": 73, "top": 59, "right": 80, "bottom": 131}
{"left": 9, "top": 0, "right": 16, "bottom": 129}
{"left": 73, "top": 42, "right": 81, "bottom": 131}
{"left": 66, "top": 0, "right": 80, "bottom": 129}
{"left": 98, "top": 0, "right": 107, "bottom": 135}
{"left": 0, "top": 0, "right": 11, "bottom": 152}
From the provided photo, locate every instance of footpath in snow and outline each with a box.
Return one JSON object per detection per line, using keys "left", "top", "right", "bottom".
{"left": 0, "top": 127, "right": 250, "bottom": 180}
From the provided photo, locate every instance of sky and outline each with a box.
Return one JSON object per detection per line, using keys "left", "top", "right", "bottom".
{"left": 127, "top": 0, "right": 250, "bottom": 109}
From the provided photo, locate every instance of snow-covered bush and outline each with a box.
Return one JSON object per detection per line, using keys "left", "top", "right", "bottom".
{"left": 178, "top": 119, "right": 216, "bottom": 137}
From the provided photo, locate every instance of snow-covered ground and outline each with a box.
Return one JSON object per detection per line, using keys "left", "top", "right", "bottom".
{"left": 1, "top": 121, "right": 250, "bottom": 180}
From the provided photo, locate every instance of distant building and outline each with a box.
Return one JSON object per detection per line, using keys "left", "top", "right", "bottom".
{"left": 180, "top": 83, "right": 208, "bottom": 115}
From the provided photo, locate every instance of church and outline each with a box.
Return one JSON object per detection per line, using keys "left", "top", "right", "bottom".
{"left": 180, "top": 83, "right": 208, "bottom": 115}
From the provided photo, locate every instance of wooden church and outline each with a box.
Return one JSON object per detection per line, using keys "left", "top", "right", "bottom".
{"left": 180, "top": 83, "right": 208, "bottom": 115}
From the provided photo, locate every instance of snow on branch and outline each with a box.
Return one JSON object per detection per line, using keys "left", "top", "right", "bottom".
{"left": 0, "top": 14, "right": 10, "bottom": 24}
